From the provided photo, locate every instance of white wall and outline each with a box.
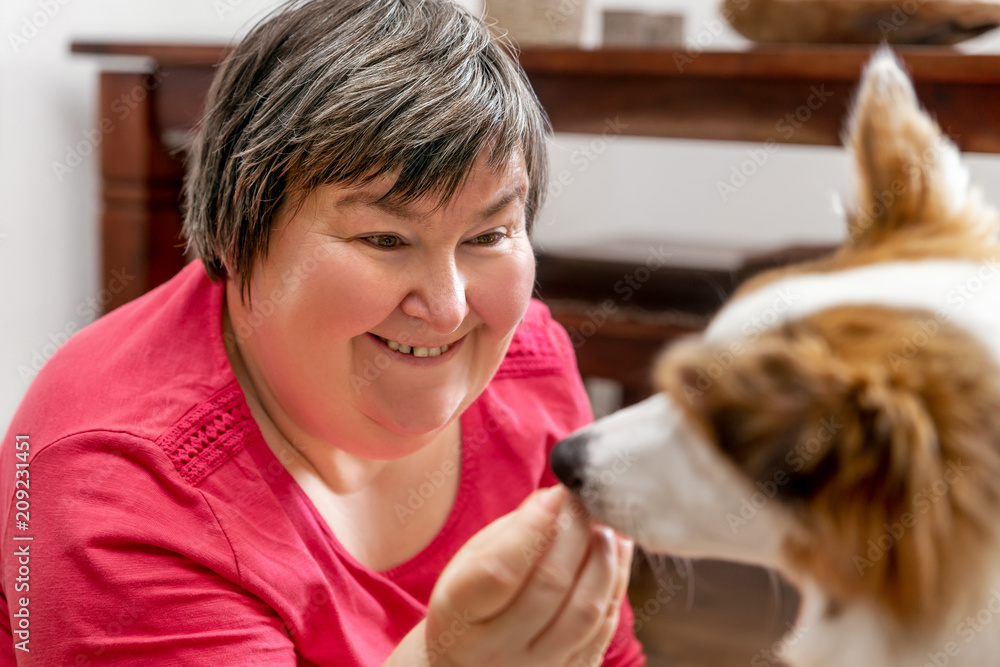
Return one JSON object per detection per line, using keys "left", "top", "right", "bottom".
{"left": 2, "top": 0, "right": 1000, "bottom": 428}
{"left": 533, "top": 1, "right": 1000, "bottom": 257}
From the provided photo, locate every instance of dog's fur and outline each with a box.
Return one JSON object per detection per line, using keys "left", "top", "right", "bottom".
{"left": 551, "top": 50, "right": 1000, "bottom": 667}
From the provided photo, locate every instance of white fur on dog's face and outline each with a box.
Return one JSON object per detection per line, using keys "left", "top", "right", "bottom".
{"left": 569, "top": 394, "right": 796, "bottom": 567}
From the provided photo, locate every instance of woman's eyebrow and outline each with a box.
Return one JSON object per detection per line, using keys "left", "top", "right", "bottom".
{"left": 335, "top": 191, "right": 416, "bottom": 220}
{"left": 334, "top": 182, "right": 527, "bottom": 222}
{"left": 478, "top": 184, "right": 527, "bottom": 221}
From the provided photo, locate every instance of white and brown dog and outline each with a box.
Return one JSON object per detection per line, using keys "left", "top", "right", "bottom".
{"left": 551, "top": 50, "right": 1000, "bottom": 667}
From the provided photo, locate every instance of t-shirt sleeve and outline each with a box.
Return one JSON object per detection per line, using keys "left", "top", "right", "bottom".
{"left": 0, "top": 433, "right": 296, "bottom": 666}
{"left": 528, "top": 305, "right": 647, "bottom": 667}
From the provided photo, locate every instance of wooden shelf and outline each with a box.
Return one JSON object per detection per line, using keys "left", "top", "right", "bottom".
{"left": 72, "top": 42, "right": 1000, "bottom": 151}
{"left": 71, "top": 41, "right": 998, "bottom": 401}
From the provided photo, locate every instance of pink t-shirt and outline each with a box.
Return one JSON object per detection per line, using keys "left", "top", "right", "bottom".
{"left": 0, "top": 261, "right": 645, "bottom": 666}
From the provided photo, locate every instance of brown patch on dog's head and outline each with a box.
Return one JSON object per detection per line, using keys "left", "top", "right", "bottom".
{"left": 658, "top": 306, "right": 1000, "bottom": 628}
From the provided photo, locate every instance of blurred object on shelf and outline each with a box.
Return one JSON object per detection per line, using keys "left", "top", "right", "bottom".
{"left": 485, "top": 0, "right": 587, "bottom": 46}
{"left": 722, "top": 0, "right": 1000, "bottom": 44}
{"left": 603, "top": 10, "right": 685, "bottom": 47}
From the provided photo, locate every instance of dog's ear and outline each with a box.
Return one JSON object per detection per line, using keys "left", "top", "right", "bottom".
{"left": 844, "top": 48, "right": 996, "bottom": 245}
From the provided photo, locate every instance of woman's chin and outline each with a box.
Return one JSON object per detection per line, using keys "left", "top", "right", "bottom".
{"left": 363, "top": 398, "right": 461, "bottom": 440}
{"left": 381, "top": 412, "right": 453, "bottom": 438}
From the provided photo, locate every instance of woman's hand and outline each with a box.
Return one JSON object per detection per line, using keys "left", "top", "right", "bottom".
{"left": 385, "top": 486, "right": 634, "bottom": 667}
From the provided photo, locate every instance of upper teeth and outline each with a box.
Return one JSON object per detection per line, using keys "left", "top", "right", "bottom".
{"left": 381, "top": 337, "right": 450, "bottom": 357}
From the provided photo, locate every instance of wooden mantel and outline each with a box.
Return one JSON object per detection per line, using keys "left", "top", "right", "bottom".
{"left": 73, "top": 43, "right": 1000, "bottom": 151}
{"left": 71, "top": 42, "right": 1000, "bottom": 400}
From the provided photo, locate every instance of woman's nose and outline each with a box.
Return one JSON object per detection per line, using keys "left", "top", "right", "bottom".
{"left": 400, "top": 258, "right": 468, "bottom": 335}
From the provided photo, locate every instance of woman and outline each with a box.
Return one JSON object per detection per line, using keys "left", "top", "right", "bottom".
{"left": 0, "top": 0, "right": 644, "bottom": 665}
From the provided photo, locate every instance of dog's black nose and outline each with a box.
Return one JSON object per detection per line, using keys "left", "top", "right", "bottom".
{"left": 550, "top": 433, "right": 589, "bottom": 493}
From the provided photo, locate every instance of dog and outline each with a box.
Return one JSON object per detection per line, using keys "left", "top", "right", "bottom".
{"left": 551, "top": 49, "right": 1000, "bottom": 667}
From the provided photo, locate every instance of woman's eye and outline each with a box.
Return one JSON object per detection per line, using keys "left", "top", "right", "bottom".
{"left": 470, "top": 231, "right": 505, "bottom": 246}
{"left": 364, "top": 235, "right": 403, "bottom": 249}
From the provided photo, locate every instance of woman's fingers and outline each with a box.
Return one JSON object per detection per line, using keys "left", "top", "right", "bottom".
{"left": 527, "top": 525, "right": 618, "bottom": 661}
{"left": 430, "top": 486, "right": 566, "bottom": 624}
{"left": 425, "top": 487, "right": 637, "bottom": 667}
{"left": 612, "top": 534, "right": 634, "bottom": 606}
{"left": 485, "top": 493, "right": 593, "bottom": 645}
{"left": 566, "top": 533, "right": 635, "bottom": 667}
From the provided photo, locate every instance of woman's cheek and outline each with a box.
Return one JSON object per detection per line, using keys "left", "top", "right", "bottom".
{"left": 507, "top": 242, "right": 537, "bottom": 312}
{"left": 300, "top": 248, "right": 403, "bottom": 331}
{"left": 474, "top": 244, "right": 536, "bottom": 331}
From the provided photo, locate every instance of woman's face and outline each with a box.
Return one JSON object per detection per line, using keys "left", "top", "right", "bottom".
{"left": 226, "top": 152, "right": 536, "bottom": 459}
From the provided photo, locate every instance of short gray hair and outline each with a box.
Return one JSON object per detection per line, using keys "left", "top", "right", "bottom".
{"left": 183, "top": 0, "right": 550, "bottom": 300}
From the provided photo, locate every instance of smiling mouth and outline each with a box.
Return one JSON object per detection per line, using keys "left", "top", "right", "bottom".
{"left": 371, "top": 334, "right": 456, "bottom": 358}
